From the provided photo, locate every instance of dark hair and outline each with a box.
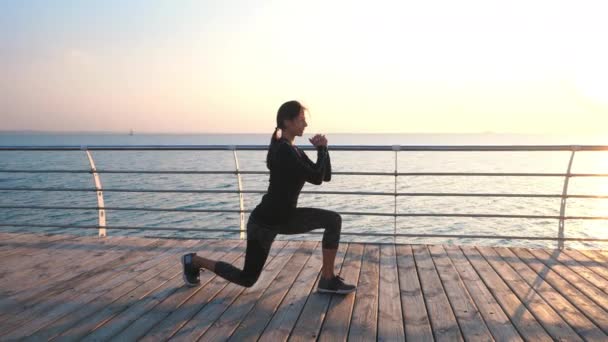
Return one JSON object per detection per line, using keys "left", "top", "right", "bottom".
{"left": 266, "top": 100, "right": 305, "bottom": 169}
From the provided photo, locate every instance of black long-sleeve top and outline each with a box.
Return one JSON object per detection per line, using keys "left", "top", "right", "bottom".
{"left": 250, "top": 138, "right": 331, "bottom": 225}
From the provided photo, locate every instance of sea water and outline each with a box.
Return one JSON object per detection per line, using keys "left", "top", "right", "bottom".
{"left": 1, "top": 132, "right": 607, "bottom": 249}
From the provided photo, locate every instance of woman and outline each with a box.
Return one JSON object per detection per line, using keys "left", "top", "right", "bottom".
{"left": 182, "top": 100, "right": 355, "bottom": 294}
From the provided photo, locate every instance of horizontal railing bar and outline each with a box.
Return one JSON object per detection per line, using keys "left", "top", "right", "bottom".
{"left": 339, "top": 212, "right": 565, "bottom": 219}
{"left": 398, "top": 193, "right": 556, "bottom": 198}
{"left": 0, "top": 170, "right": 92, "bottom": 173}
{"left": 0, "top": 223, "right": 241, "bottom": 234}
{"left": 0, "top": 187, "right": 234, "bottom": 194}
{"left": 0, "top": 205, "right": 242, "bottom": 213}
{"left": 395, "top": 172, "right": 608, "bottom": 177}
{"left": 1, "top": 223, "right": 607, "bottom": 242}
{"left": 2, "top": 169, "right": 608, "bottom": 178}
{"left": 3, "top": 187, "right": 608, "bottom": 199}
{"left": 2, "top": 144, "right": 608, "bottom": 152}
{"left": 0, "top": 187, "right": 242, "bottom": 194}
{"left": 3, "top": 205, "right": 607, "bottom": 220}
{"left": 0, "top": 169, "right": 239, "bottom": 174}
{"left": 567, "top": 194, "right": 608, "bottom": 199}
{"left": 0, "top": 170, "right": 406, "bottom": 176}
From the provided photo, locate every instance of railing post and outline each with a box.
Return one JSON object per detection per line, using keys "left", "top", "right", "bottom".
{"left": 392, "top": 145, "right": 401, "bottom": 244}
{"left": 558, "top": 147, "right": 577, "bottom": 249}
{"left": 83, "top": 147, "right": 107, "bottom": 237}
{"left": 232, "top": 147, "right": 246, "bottom": 239}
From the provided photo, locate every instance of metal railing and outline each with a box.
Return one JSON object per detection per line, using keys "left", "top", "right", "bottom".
{"left": 1, "top": 144, "right": 608, "bottom": 248}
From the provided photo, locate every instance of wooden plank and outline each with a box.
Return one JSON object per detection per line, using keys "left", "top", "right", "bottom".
{"left": 494, "top": 247, "right": 607, "bottom": 341}
{"left": 1, "top": 238, "right": 196, "bottom": 340}
{"left": 578, "top": 249, "right": 608, "bottom": 265}
{"left": 21, "top": 238, "right": 208, "bottom": 341}
{"left": 348, "top": 244, "right": 380, "bottom": 342}
{"left": 444, "top": 246, "right": 522, "bottom": 341}
{"left": 0, "top": 229, "right": 30, "bottom": 237}
{"left": 0, "top": 236, "right": 164, "bottom": 306}
{"left": 512, "top": 247, "right": 608, "bottom": 333}
{"left": 4, "top": 237, "right": 604, "bottom": 342}
{"left": 477, "top": 247, "right": 583, "bottom": 341}
{"left": 317, "top": 243, "right": 364, "bottom": 342}
{"left": 86, "top": 240, "right": 247, "bottom": 341}
{"left": 19, "top": 240, "right": 209, "bottom": 341}
{"left": 0, "top": 232, "right": 77, "bottom": 257}
{"left": 0, "top": 234, "right": 109, "bottom": 285}
{"left": 0, "top": 235, "right": 132, "bottom": 290}
{"left": 114, "top": 240, "right": 249, "bottom": 342}
{"left": 429, "top": 245, "right": 493, "bottom": 341}
{"left": 377, "top": 244, "right": 405, "bottom": 342}
{"left": 548, "top": 249, "right": 608, "bottom": 293}
{"left": 0, "top": 236, "right": 123, "bottom": 280}
{"left": 460, "top": 246, "right": 553, "bottom": 341}
{"left": 228, "top": 241, "right": 318, "bottom": 341}
{"left": 0, "top": 234, "right": 122, "bottom": 266}
{"left": 0, "top": 233, "right": 102, "bottom": 260}
{"left": 258, "top": 242, "right": 324, "bottom": 342}
{"left": 48, "top": 239, "right": 238, "bottom": 342}
{"left": 3, "top": 235, "right": 125, "bottom": 261}
{"left": 0, "top": 232, "right": 72, "bottom": 256}
{"left": 524, "top": 248, "right": 608, "bottom": 312}
{"left": 0, "top": 231, "right": 31, "bottom": 243}
{"left": 286, "top": 243, "right": 349, "bottom": 342}
{"left": 195, "top": 240, "right": 304, "bottom": 341}
{"left": 395, "top": 244, "right": 434, "bottom": 341}
{"left": 413, "top": 245, "right": 463, "bottom": 342}
{"left": 166, "top": 240, "right": 291, "bottom": 341}
{"left": 0, "top": 237, "right": 166, "bottom": 331}
{"left": 0, "top": 235, "right": 162, "bottom": 304}
{"left": 562, "top": 249, "right": 608, "bottom": 282}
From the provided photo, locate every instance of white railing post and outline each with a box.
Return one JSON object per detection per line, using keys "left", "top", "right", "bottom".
{"left": 392, "top": 145, "right": 401, "bottom": 244}
{"left": 558, "top": 147, "right": 577, "bottom": 249}
{"left": 83, "top": 147, "right": 107, "bottom": 237}
{"left": 231, "top": 147, "right": 246, "bottom": 239}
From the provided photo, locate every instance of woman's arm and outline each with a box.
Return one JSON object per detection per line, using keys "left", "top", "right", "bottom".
{"left": 323, "top": 149, "right": 331, "bottom": 182}
{"left": 279, "top": 143, "right": 328, "bottom": 185}
{"left": 312, "top": 135, "right": 331, "bottom": 182}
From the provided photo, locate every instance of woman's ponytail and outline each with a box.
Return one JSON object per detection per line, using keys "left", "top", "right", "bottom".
{"left": 267, "top": 127, "right": 281, "bottom": 169}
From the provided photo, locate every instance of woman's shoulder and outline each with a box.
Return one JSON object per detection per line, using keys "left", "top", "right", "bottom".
{"left": 276, "top": 139, "right": 294, "bottom": 152}
{"left": 275, "top": 140, "right": 305, "bottom": 160}
{"left": 269, "top": 139, "right": 292, "bottom": 161}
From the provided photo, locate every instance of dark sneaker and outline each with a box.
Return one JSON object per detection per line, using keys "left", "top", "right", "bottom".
{"left": 317, "top": 275, "right": 356, "bottom": 294}
{"left": 181, "top": 253, "right": 200, "bottom": 287}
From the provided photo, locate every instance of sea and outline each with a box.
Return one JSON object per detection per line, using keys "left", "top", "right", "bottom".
{"left": 1, "top": 132, "right": 607, "bottom": 249}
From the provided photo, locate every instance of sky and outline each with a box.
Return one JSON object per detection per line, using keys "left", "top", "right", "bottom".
{"left": 1, "top": 0, "right": 607, "bottom": 134}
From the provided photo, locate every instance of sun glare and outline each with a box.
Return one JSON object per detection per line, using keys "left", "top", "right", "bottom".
{"left": 575, "top": 73, "right": 608, "bottom": 106}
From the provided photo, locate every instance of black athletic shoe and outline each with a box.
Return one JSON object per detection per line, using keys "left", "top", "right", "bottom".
{"left": 181, "top": 253, "right": 200, "bottom": 287}
{"left": 317, "top": 275, "right": 356, "bottom": 294}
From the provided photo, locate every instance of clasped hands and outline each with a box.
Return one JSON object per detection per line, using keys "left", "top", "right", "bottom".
{"left": 309, "top": 134, "right": 328, "bottom": 148}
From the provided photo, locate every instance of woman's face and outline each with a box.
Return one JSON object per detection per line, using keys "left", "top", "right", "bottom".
{"left": 285, "top": 109, "right": 308, "bottom": 136}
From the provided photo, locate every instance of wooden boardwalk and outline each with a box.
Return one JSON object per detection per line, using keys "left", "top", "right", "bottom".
{"left": 1, "top": 231, "right": 607, "bottom": 341}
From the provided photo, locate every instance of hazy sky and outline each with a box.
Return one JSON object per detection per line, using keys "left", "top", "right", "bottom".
{"left": 1, "top": 0, "right": 607, "bottom": 134}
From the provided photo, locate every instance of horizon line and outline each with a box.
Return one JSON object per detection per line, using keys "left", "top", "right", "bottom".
{"left": 0, "top": 129, "right": 588, "bottom": 136}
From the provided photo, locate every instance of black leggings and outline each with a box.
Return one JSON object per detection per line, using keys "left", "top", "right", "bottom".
{"left": 214, "top": 208, "right": 342, "bottom": 287}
